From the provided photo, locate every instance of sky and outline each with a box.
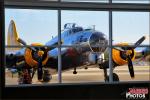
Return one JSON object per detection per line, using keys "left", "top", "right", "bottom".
{"left": 5, "top": 8, "right": 150, "bottom": 45}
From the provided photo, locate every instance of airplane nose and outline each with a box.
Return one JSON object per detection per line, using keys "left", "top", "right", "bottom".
{"left": 89, "top": 32, "right": 108, "bottom": 52}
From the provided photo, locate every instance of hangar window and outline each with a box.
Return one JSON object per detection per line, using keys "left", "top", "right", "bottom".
{"left": 2, "top": 0, "right": 150, "bottom": 86}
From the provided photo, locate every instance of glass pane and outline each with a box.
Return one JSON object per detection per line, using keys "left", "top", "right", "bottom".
{"left": 113, "top": 12, "right": 149, "bottom": 45}
{"left": 5, "top": 48, "right": 59, "bottom": 85}
{"left": 112, "top": 0, "right": 150, "bottom": 4}
{"left": 5, "top": 9, "right": 58, "bottom": 46}
{"left": 112, "top": 12, "right": 150, "bottom": 82}
{"left": 61, "top": 47, "right": 109, "bottom": 83}
{"left": 62, "top": 0, "right": 108, "bottom": 3}
{"left": 5, "top": 49, "right": 59, "bottom": 85}
{"left": 61, "top": 10, "right": 110, "bottom": 83}
{"left": 112, "top": 46, "right": 150, "bottom": 81}
{"left": 60, "top": 46, "right": 150, "bottom": 82}
{"left": 61, "top": 10, "right": 109, "bottom": 47}
{"left": 5, "top": 9, "right": 58, "bottom": 85}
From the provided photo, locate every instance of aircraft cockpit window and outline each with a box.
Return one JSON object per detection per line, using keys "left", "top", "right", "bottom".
{"left": 64, "top": 23, "right": 83, "bottom": 35}
{"left": 71, "top": 27, "right": 83, "bottom": 33}
{"left": 64, "top": 23, "right": 76, "bottom": 29}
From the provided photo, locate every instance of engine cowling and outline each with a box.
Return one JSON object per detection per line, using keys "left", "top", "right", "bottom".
{"left": 24, "top": 43, "right": 49, "bottom": 68}
{"left": 112, "top": 43, "right": 136, "bottom": 66}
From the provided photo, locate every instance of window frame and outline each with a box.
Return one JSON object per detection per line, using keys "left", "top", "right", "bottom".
{"left": 2, "top": 0, "right": 150, "bottom": 85}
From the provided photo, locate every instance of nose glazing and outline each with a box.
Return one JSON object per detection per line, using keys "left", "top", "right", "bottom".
{"left": 89, "top": 32, "right": 108, "bottom": 52}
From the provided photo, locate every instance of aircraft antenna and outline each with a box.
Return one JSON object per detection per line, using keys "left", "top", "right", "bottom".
{"left": 92, "top": 25, "right": 95, "bottom": 31}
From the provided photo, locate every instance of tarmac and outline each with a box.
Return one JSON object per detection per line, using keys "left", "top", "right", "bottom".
{"left": 5, "top": 65, "right": 150, "bottom": 85}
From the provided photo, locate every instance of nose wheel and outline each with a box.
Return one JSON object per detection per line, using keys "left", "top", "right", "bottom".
{"left": 73, "top": 67, "right": 77, "bottom": 74}
{"left": 85, "top": 67, "right": 88, "bottom": 70}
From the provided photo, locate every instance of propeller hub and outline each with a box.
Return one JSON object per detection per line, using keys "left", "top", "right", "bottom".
{"left": 24, "top": 44, "right": 49, "bottom": 67}
{"left": 126, "top": 50, "right": 132, "bottom": 56}
{"left": 38, "top": 50, "right": 44, "bottom": 57}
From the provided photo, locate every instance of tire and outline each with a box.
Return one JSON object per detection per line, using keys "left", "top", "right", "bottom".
{"left": 43, "top": 75, "right": 52, "bottom": 82}
{"left": 105, "top": 73, "right": 119, "bottom": 82}
{"left": 18, "top": 69, "right": 32, "bottom": 84}
{"left": 73, "top": 71, "right": 77, "bottom": 74}
{"left": 42, "top": 70, "right": 52, "bottom": 82}
{"left": 112, "top": 73, "right": 119, "bottom": 81}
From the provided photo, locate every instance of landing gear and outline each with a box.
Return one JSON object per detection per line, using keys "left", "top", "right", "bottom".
{"left": 18, "top": 68, "right": 52, "bottom": 84}
{"left": 112, "top": 73, "right": 119, "bottom": 81}
{"left": 103, "top": 69, "right": 119, "bottom": 82}
{"left": 18, "top": 68, "right": 32, "bottom": 84}
{"left": 85, "top": 67, "right": 88, "bottom": 70}
{"left": 105, "top": 73, "right": 119, "bottom": 82}
{"left": 32, "top": 68, "right": 52, "bottom": 83}
{"left": 103, "top": 69, "right": 108, "bottom": 82}
{"left": 73, "top": 67, "right": 77, "bottom": 74}
{"left": 42, "top": 69, "right": 52, "bottom": 82}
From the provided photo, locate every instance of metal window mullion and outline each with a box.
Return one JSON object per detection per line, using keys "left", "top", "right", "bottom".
{"left": 109, "top": 0, "right": 113, "bottom": 83}
{"left": 58, "top": 9, "right": 62, "bottom": 83}
{"left": 5, "top": 44, "right": 150, "bottom": 48}
{"left": 4, "top": 1, "right": 150, "bottom": 11}
{"left": 149, "top": 10, "right": 150, "bottom": 83}
{"left": 0, "top": 0, "right": 5, "bottom": 89}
